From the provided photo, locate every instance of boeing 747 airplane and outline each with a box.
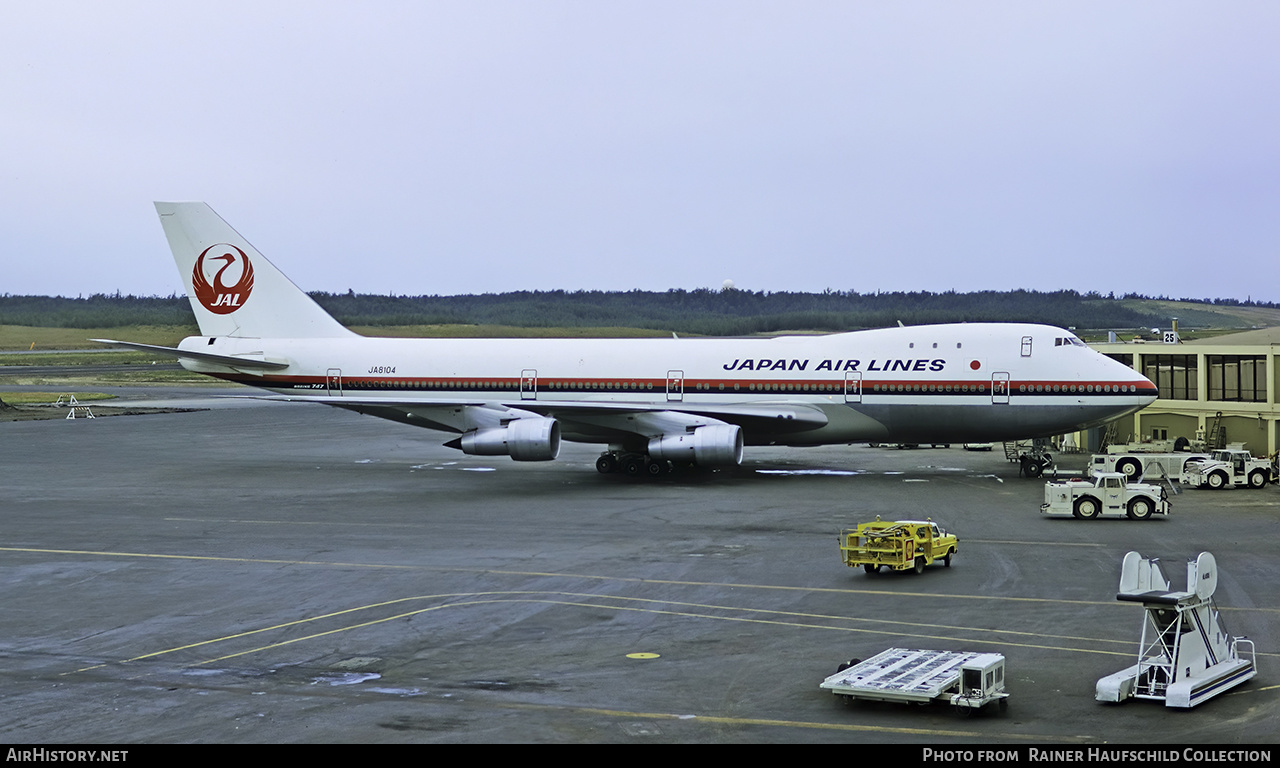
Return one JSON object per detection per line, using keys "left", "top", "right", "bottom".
{"left": 95, "top": 202, "right": 1158, "bottom": 477}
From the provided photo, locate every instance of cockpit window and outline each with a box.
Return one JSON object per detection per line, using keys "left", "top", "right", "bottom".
{"left": 1054, "top": 336, "right": 1087, "bottom": 348}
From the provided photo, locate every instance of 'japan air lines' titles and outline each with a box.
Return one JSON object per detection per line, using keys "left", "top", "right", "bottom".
{"left": 722, "top": 358, "right": 946, "bottom": 372}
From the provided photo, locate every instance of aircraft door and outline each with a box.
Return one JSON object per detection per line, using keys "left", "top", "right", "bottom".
{"left": 520, "top": 369, "right": 537, "bottom": 400}
{"left": 992, "top": 372, "right": 1010, "bottom": 405}
{"left": 843, "top": 371, "right": 862, "bottom": 403}
{"left": 666, "top": 370, "right": 684, "bottom": 402}
{"left": 326, "top": 368, "right": 342, "bottom": 396}
{"left": 1021, "top": 336, "right": 1033, "bottom": 357}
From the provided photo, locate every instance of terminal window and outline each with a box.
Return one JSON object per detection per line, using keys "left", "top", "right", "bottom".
{"left": 1207, "top": 355, "right": 1266, "bottom": 402}
{"left": 1143, "top": 354, "right": 1197, "bottom": 400}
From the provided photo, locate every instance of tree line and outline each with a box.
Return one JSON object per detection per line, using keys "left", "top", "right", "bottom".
{"left": 0, "top": 288, "right": 1233, "bottom": 335}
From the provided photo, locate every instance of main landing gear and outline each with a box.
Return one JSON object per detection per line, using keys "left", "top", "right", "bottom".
{"left": 596, "top": 451, "right": 675, "bottom": 479}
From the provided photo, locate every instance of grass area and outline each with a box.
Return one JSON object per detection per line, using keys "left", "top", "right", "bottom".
{"left": 0, "top": 391, "right": 117, "bottom": 404}
{"left": 0, "top": 324, "right": 198, "bottom": 351}
{"left": 0, "top": 350, "right": 179, "bottom": 366}
{"left": 0, "top": 370, "right": 223, "bottom": 386}
{"left": 1, "top": 323, "right": 671, "bottom": 352}
{"left": 1119, "top": 299, "right": 1280, "bottom": 330}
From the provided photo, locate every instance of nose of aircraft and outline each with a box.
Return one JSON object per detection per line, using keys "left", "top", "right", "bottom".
{"left": 1109, "top": 355, "right": 1158, "bottom": 405}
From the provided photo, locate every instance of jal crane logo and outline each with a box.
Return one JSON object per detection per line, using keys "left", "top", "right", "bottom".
{"left": 192, "top": 244, "right": 255, "bottom": 314}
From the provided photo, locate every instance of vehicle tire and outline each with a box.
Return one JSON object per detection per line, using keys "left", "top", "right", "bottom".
{"left": 1248, "top": 470, "right": 1268, "bottom": 489}
{"left": 1127, "top": 497, "right": 1154, "bottom": 520}
{"left": 1208, "top": 471, "right": 1227, "bottom": 490}
{"left": 913, "top": 556, "right": 926, "bottom": 575}
{"left": 1073, "top": 496, "right": 1100, "bottom": 519}
{"left": 595, "top": 455, "right": 617, "bottom": 474}
{"left": 1116, "top": 458, "right": 1141, "bottom": 479}
{"left": 863, "top": 564, "right": 879, "bottom": 574}
{"left": 944, "top": 550, "right": 953, "bottom": 567}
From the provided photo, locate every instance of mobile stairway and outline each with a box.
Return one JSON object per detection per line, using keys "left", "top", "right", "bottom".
{"left": 1096, "top": 551, "right": 1256, "bottom": 708}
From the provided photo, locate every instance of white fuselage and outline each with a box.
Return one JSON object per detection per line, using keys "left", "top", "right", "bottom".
{"left": 180, "top": 322, "right": 1156, "bottom": 446}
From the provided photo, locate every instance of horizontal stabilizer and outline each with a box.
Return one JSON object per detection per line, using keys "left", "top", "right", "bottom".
{"left": 90, "top": 339, "right": 289, "bottom": 370}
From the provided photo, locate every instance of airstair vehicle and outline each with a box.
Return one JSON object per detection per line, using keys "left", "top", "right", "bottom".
{"left": 1096, "top": 551, "right": 1256, "bottom": 708}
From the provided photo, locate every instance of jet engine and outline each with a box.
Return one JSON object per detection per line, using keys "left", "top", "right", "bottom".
{"left": 453, "top": 417, "right": 561, "bottom": 461}
{"left": 648, "top": 424, "right": 743, "bottom": 467}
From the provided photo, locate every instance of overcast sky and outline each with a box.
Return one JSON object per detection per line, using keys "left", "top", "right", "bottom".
{"left": 3, "top": 2, "right": 1278, "bottom": 302}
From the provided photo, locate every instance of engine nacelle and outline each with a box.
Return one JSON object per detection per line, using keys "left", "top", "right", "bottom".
{"left": 648, "top": 424, "right": 743, "bottom": 467}
{"left": 457, "top": 417, "right": 561, "bottom": 461}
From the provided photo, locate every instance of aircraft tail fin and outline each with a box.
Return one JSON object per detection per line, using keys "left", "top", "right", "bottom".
{"left": 155, "top": 202, "right": 355, "bottom": 339}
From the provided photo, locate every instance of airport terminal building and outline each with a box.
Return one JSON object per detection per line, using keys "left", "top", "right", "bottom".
{"left": 1088, "top": 327, "right": 1280, "bottom": 457}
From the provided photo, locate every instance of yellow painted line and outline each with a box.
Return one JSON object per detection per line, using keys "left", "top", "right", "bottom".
{"left": 498, "top": 701, "right": 1093, "bottom": 741}
{"left": 70, "top": 590, "right": 1135, "bottom": 676}
{"left": 0, "top": 545, "right": 1123, "bottom": 605}
{"left": 0, "top": 546, "right": 420, "bottom": 570}
{"left": 64, "top": 587, "right": 1280, "bottom": 682}
{"left": 163, "top": 517, "right": 432, "bottom": 528}
{"left": 81, "top": 593, "right": 1135, "bottom": 677}
{"left": 8, "top": 545, "right": 1279, "bottom": 616}
{"left": 966, "top": 539, "right": 1105, "bottom": 547}
{"left": 182, "top": 596, "right": 1120, "bottom": 668}
{"left": 163, "top": 517, "right": 1111, "bottom": 548}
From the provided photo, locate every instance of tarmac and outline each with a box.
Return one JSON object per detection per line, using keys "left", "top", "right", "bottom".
{"left": 2, "top": 385, "right": 1277, "bottom": 744}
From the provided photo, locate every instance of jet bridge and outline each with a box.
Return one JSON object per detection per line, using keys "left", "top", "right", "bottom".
{"left": 1096, "top": 551, "right": 1256, "bottom": 708}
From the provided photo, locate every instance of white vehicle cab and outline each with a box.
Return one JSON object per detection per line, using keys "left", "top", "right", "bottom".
{"left": 1182, "top": 447, "right": 1275, "bottom": 490}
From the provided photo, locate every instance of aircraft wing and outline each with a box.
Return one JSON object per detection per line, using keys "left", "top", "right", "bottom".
{"left": 256, "top": 393, "right": 829, "bottom": 442}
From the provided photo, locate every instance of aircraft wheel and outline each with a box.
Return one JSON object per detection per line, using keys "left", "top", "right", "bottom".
{"left": 645, "top": 459, "right": 667, "bottom": 478}
{"left": 595, "top": 455, "right": 618, "bottom": 474}
{"left": 1073, "top": 496, "right": 1100, "bottom": 519}
{"left": 622, "top": 455, "right": 646, "bottom": 476}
